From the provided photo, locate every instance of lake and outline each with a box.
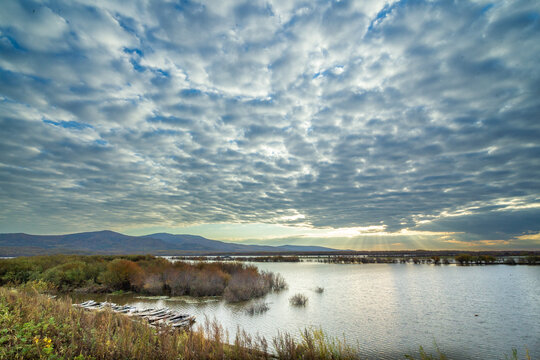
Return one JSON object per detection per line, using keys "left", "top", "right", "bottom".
{"left": 73, "top": 262, "right": 540, "bottom": 359}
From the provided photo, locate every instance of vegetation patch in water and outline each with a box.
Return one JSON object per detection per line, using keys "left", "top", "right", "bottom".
{"left": 0, "top": 254, "right": 287, "bottom": 302}
{"left": 289, "top": 293, "right": 308, "bottom": 306}
{"left": 245, "top": 301, "right": 270, "bottom": 315}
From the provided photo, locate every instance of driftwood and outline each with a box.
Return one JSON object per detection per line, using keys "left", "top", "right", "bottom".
{"left": 73, "top": 300, "right": 195, "bottom": 329}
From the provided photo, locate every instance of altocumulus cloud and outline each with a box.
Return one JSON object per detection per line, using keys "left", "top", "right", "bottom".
{"left": 0, "top": 0, "right": 539, "bottom": 249}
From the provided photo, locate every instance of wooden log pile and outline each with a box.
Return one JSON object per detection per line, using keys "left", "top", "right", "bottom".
{"left": 74, "top": 300, "right": 195, "bottom": 329}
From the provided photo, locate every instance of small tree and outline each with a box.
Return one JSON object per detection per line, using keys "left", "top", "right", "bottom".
{"left": 455, "top": 254, "right": 472, "bottom": 265}
{"left": 98, "top": 259, "right": 141, "bottom": 290}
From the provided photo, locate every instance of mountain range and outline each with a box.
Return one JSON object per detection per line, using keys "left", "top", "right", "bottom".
{"left": 0, "top": 230, "right": 337, "bottom": 256}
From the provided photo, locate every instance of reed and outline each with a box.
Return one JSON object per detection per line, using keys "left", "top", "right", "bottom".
{"left": 289, "top": 293, "right": 308, "bottom": 306}
{"left": 245, "top": 301, "right": 270, "bottom": 315}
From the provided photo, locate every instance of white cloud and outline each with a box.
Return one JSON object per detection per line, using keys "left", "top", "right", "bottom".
{"left": 0, "top": 0, "right": 539, "bottom": 247}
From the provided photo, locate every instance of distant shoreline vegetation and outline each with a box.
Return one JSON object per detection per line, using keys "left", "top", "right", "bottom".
{"left": 172, "top": 253, "right": 540, "bottom": 265}
{"left": 0, "top": 255, "right": 287, "bottom": 302}
{"left": 173, "top": 255, "right": 302, "bottom": 262}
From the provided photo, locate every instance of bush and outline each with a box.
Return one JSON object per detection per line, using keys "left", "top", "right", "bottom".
{"left": 245, "top": 301, "right": 270, "bottom": 315}
{"left": 223, "top": 270, "right": 269, "bottom": 302}
{"left": 455, "top": 254, "right": 472, "bottom": 265}
{"left": 290, "top": 293, "right": 308, "bottom": 306}
{"left": 98, "top": 259, "right": 142, "bottom": 290}
{"left": 271, "top": 273, "right": 288, "bottom": 291}
{"left": 190, "top": 270, "right": 228, "bottom": 297}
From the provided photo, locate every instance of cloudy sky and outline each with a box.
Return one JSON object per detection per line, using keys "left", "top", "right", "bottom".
{"left": 1, "top": 0, "right": 539, "bottom": 250}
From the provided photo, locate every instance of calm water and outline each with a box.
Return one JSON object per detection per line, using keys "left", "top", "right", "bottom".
{"left": 73, "top": 263, "right": 540, "bottom": 359}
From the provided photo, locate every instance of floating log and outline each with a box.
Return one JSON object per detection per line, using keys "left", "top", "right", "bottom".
{"left": 73, "top": 301, "right": 195, "bottom": 329}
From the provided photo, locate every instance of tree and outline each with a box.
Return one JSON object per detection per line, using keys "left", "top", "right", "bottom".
{"left": 455, "top": 254, "right": 472, "bottom": 265}
{"left": 98, "top": 259, "right": 141, "bottom": 290}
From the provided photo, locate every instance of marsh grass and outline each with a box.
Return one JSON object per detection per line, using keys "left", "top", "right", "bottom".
{"left": 289, "top": 293, "right": 308, "bottom": 306}
{"left": 404, "top": 344, "right": 447, "bottom": 360}
{"left": 505, "top": 348, "right": 532, "bottom": 360}
{"left": 245, "top": 301, "right": 270, "bottom": 315}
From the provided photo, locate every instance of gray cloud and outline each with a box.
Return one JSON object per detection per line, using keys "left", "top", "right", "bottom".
{"left": 0, "top": 0, "right": 539, "bottom": 247}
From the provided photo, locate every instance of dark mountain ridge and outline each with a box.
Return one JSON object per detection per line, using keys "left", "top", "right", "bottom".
{"left": 0, "top": 230, "right": 337, "bottom": 256}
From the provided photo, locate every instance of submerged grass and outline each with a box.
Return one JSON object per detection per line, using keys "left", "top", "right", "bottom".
{"left": 245, "top": 301, "right": 270, "bottom": 315}
{"left": 289, "top": 293, "right": 308, "bottom": 306}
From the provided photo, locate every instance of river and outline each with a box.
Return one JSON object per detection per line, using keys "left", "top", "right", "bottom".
{"left": 72, "top": 262, "right": 540, "bottom": 359}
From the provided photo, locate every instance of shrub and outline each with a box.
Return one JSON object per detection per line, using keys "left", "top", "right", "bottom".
{"left": 42, "top": 261, "right": 96, "bottom": 290}
{"left": 190, "top": 270, "right": 228, "bottom": 297}
{"left": 142, "top": 273, "right": 165, "bottom": 294}
{"left": 245, "top": 301, "right": 270, "bottom": 315}
{"left": 223, "top": 271, "right": 269, "bottom": 302}
{"left": 98, "top": 259, "right": 142, "bottom": 290}
{"left": 165, "top": 268, "right": 195, "bottom": 296}
{"left": 290, "top": 293, "right": 308, "bottom": 306}
{"left": 455, "top": 254, "right": 472, "bottom": 265}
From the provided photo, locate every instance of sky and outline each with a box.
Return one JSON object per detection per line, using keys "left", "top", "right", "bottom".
{"left": 0, "top": 0, "right": 539, "bottom": 250}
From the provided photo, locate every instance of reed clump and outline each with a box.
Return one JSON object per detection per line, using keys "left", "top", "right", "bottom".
{"left": 289, "top": 293, "right": 308, "bottom": 306}
{"left": 245, "top": 301, "right": 270, "bottom": 315}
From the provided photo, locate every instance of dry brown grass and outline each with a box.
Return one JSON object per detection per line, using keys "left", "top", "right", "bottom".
{"left": 289, "top": 293, "right": 308, "bottom": 306}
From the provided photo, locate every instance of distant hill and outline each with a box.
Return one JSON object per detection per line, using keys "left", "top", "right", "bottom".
{"left": 0, "top": 230, "right": 337, "bottom": 256}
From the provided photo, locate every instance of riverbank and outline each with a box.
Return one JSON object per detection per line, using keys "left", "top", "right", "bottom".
{"left": 0, "top": 255, "right": 286, "bottom": 302}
